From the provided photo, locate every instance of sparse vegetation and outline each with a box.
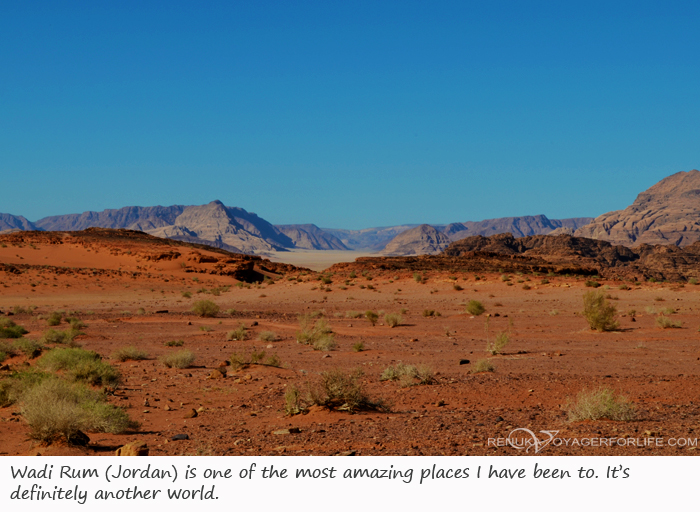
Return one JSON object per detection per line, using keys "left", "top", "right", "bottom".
{"left": 227, "top": 324, "right": 247, "bottom": 341}
{"left": 229, "top": 350, "right": 282, "bottom": 371}
{"left": 181, "top": 291, "right": 192, "bottom": 298}
{"left": 566, "top": 387, "right": 636, "bottom": 422}
{"left": 585, "top": 280, "right": 601, "bottom": 288}
{"left": 0, "top": 319, "right": 28, "bottom": 339}
{"left": 365, "top": 310, "right": 379, "bottom": 326}
{"left": 582, "top": 291, "right": 619, "bottom": 332}
{"left": 471, "top": 359, "right": 495, "bottom": 373}
{"left": 39, "top": 348, "right": 120, "bottom": 387}
{"left": 47, "top": 311, "right": 63, "bottom": 326}
{"left": 304, "top": 368, "right": 389, "bottom": 412}
{"left": 13, "top": 338, "right": 43, "bottom": 358}
{"left": 41, "top": 328, "right": 81, "bottom": 346}
{"left": 413, "top": 272, "right": 423, "bottom": 283}
{"left": 380, "top": 362, "right": 434, "bottom": 387}
{"left": 296, "top": 314, "right": 336, "bottom": 351}
{"left": 164, "top": 339, "right": 184, "bottom": 347}
{"left": 192, "top": 300, "right": 219, "bottom": 317}
{"left": 258, "top": 331, "right": 277, "bottom": 342}
{"left": 466, "top": 300, "right": 486, "bottom": 316}
{"left": 159, "top": 349, "right": 196, "bottom": 369}
{"left": 111, "top": 346, "right": 148, "bottom": 362}
{"left": 352, "top": 341, "right": 365, "bottom": 352}
{"left": 656, "top": 315, "right": 682, "bottom": 329}
{"left": 486, "top": 331, "right": 510, "bottom": 355}
{"left": 345, "top": 311, "right": 363, "bottom": 319}
{"left": 384, "top": 312, "right": 402, "bottom": 328}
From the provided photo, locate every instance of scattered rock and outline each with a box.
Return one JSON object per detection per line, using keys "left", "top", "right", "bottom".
{"left": 115, "top": 441, "right": 149, "bottom": 456}
{"left": 435, "top": 400, "right": 445, "bottom": 407}
{"left": 251, "top": 321, "right": 258, "bottom": 327}
{"left": 0, "top": 364, "right": 10, "bottom": 371}
{"left": 70, "top": 431, "right": 90, "bottom": 446}
{"left": 155, "top": 310, "right": 168, "bottom": 314}
{"left": 495, "top": 416, "right": 504, "bottom": 423}
{"left": 272, "top": 427, "right": 301, "bottom": 435}
{"left": 337, "top": 450, "right": 356, "bottom": 456}
{"left": 184, "top": 409, "right": 198, "bottom": 419}
{"left": 459, "top": 359, "right": 470, "bottom": 365}
{"left": 164, "top": 405, "right": 172, "bottom": 411}
{"left": 171, "top": 434, "right": 189, "bottom": 441}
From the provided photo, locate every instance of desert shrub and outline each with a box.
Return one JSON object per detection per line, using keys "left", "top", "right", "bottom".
{"left": 645, "top": 306, "right": 657, "bottom": 315}
{"left": 111, "top": 346, "right": 148, "bottom": 362}
{"left": 305, "top": 368, "right": 389, "bottom": 412}
{"left": 365, "top": 310, "right": 379, "bottom": 326}
{"left": 689, "top": 278, "right": 698, "bottom": 285}
{"left": 384, "top": 313, "right": 402, "bottom": 328}
{"left": 0, "top": 368, "right": 52, "bottom": 407}
{"left": 345, "top": 311, "right": 363, "bottom": 319}
{"left": 41, "top": 328, "right": 80, "bottom": 345}
{"left": 224, "top": 308, "right": 237, "bottom": 317}
{"left": 296, "top": 315, "right": 336, "bottom": 350}
{"left": 321, "top": 275, "right": 332, "bottom": 285}
{"left": 181, "top": 291, "right": 192, "bottom": 298}
{"left": 661, "top": 307, "right": 676, "bottom": 315}
{"left": 258, "top": 331, "right": 277, "bottom": 342}
{"left": 486, "top": 331, "right": 510, "bottom": 355}
{"left": 522, "top": 284, "right": 531, "bottom": 290}
{"left": 656, "top": 315, "right": 681, "bottom": 329}
{"left": 453, "top": 283, "right": 463, "bottom": 291}
{"left": 584, "top": 280, "right": 601, "bottom": 288}
{"left": 413, "top": 272, "right": 423, "bottom": 283}
{"left": 540, "top": 279, "right": 550, "bottom": 285}
{"left": 13, "top": 338, "right": 43, "bottom": 358}
{"left": 21, "top": 377, "right": 137, "bottom": 443}
{"left": 39, "top": 348, "right": 120, "bottom": 387}
{"left": 47, "top": 311, "right": 63, "bottom": 326}
{"left": 466, "top": 300, "right": 486, "bottom": 316}
{"left": 471, "top": 359, "right": 495, "bottom": 373}
{"left": 422, "top": 309, "right": 436, "bottom": 317}
{"left": 549, "top": 309, "right": 559, "bottom": 316}
{"left": 227, "top": 324, "right": 247, "bottom": 341}
{"left": 500, "top": 275, "right": 510, "bottom": 282}
{"left": 0, "top": 319, "right": 28, "bottom": 339}
{"left": 164, "top": 339, "right": 184, "bottom": 347}
{"left": 229, "top": 350, "right": 282, "bottom": 371}
{"left": 284, "top": 385, "right": 304, "bottom": 416}
{"left": 66, "top": 318, "right": 86, "bottom": 330}
{"left": 136, "top": 308, "right": 146, "bottom": 315}
{"left": 352, "top": 341, "right": 365, "bottom": 352}
{"left": 566, "top": 387, "right": 636, "bottom": 422}
{"left": 159, "top": 349, "right": 196, "bottom": 369}
{"left": 192, "top": 300, "right": 219, "bottom": 317}
{"left": 381, "top": 363, "right": 434, "bottom": 387}
{"left": 618, "top": 284, "right": 630, "bottom": 290}
{"left": 582, "top": 291, "right": 619, "bottom": 332}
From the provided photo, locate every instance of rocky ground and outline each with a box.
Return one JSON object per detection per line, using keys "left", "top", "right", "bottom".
{"left": 1, "top": 231, "right": 699, "bottom": 456}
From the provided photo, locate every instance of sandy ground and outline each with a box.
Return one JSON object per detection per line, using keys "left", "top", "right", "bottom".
{"left": 266, "top": 249, "right": 375, "bottom": 271}
{"left": 1, "top": 237, "right": 700, "bottom": 456}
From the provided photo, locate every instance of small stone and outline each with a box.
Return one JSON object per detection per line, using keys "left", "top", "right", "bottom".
{"left": 184, "top": 409, "right": 198, "bottom": 418}
{"left": 338, "top": 450, "right": 356, "bottom": 456}
{"left": 196, "top": 406, "right": 205, "bottom": 413}
{"left": 219, "top": 360, "right": 230, "bottom": 367}
{"left": 0, "top": 364, "right": 10, "bottom": 371}
{"left": 495, "top": 416, "right": 504, "bottom": 423}
{"left": 322, "top": 354, "right": 331, "bottom": 358}
{"left": 143, "top": 400, "right": 150, "bottom": 407}
{"left": 115, "top": 441, "right": 149, "bottom": 456}
{"left": 251, "top": 321, "right": 258, "bottom": 327}
{"left": 459, "top": 359, "right": 470, "bottom": 365}
{"left": 155, "top": 310, "right": 169, "bottom": 314}
{"left": 273, "top": 428, "right": 300, "bottom": 435}
{"left": 435, "top": 400, "right": 445, "bottom": 407}
{"left": 187, "top": 321, "right": 192, "bottom": 326}
{"left": 164, "top": 405, "right": 172, "bottom": 411}
{"left": 171, "top": 434, "right": 189, "bottom": 441}
{"left": 143, "top": 410, "right": 150, "bottom": 414}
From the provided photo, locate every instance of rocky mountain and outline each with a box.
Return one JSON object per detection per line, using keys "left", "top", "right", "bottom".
{"left": 0, "top": 213, "right": 39, "bottom": 233}
{"left": 331, "top": 232, "right": 700, "bottom": 282}
{"left": 321, "top": 225, "right": 418, "bottom": 251}
{"left": 441, "top": 215, "right": 593, "bottom": 241}
{"left": 275, "top": 224, "right": 347, "bottom": 250}
{"left": 380, "top": 224, "right": 451, "bottom": 256}
{"left": 36, "top": 205, "right": 186, "bottom": 231}
{"left": 575, "top": 170, "right": 700, "bottom": 247}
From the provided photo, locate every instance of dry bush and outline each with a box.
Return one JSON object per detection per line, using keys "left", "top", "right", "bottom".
{"left": 159, "top": 350, "right": 196, "bottom": 369}
{"left": 46, "top": 311, "right": 63, "bottom": 326}
{"left": 471, "top": 359, "right": 495, "bottom": 373}
{"left": 305, "top": 368, "right": 389, "bottom": 412}
{"left": 381, "top": 363, "right": 434, "bottom": 387}
{"left": 486, "top": 331, "right": 509, "bottom": 355}
{"left": 466, "top": 300, "right": 485, "bottom": 316}
{"left": 582, "top": 291, "right": 619, "bottom": 332}
{"left": 164, "top": 339, "right": 184, "bottom": 347}
{"left": 41, "top": 328, "right": 81, "bottom": 345}
{"left": 111, "top": 346, "right": 148, "bottom": 362}
{"left": 656, "top": 315, "right": 681, "bottom": 329}
{"left": 257, "top": 331, "right": 277, "bottom": 342}
{"left": 227, "top": 324, "right": 247, "bottom": 341}
{"left": 384, "top": 313, "right": 402, "bottom": 328}
{"left": 566, "top": 388, "right": 636, "bottom": 421}
{"left": 365, "top": 310, "right": 379, "bottom": 326}
{"left": 296, "top": 315, "right": 336, "bottom": 351}
{"left": 229, "top": 350, "right": 282, "bottom": 371}
{"left": 13, "top": 338, "right": 43, "bottom": 358}
{"left": 191, "top": 300, "right": 219, "bottom": 318}
{"left": 352, "top": 341, "right": 365, "bottom": 352}
{"left": 39, "top": 348, "right": 120, "bottom": 387}
{"left": 0, "top": 319, "right": 28, "bottom": 339}
{"left": 21, "top": 377, "right": 137, "bottom": 443}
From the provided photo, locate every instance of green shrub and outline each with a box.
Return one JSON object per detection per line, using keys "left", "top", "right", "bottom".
{"left": 689, "top": 278, "right": 698, "bottom": 285}
{"left": 164, "top": 340, "right": 184, "bottom": 347}
{"left": 466, "top": 300, "right": 486, "bottom": 316}
{"left": 229, "top": 350, "right": 282, "bottom": 371}
{"left": 13, "top": 338, "right": 43, "bottom": 358}
{"left": 181, "top": 291, "right": 192, "bottom": 298}
{"left": 191, "top": 300, "right": 219, "bottom": 317}
{"left": 566, "top": 387, "right": 636, "bottom": 422}
{"left": 41, "top": 328, "right": 81, "bottom": 345}
{"left": 111, "top": 346, "right": 148, "bottom": 362}
{"left": 471, "top": 359, "right": 495, "bottom": 373}
{"left": 47, "top": 311, "right": 63, "bottom": 326}
{"left": 21, "top": 377, "right": 137, "bottom": 443}
{"left": 413, "top": 272, "right": 423, "bottom": 283}
{"left": 365, "top": 310, "right": 379, "bottom": 326}
{"left": 540, "top": 279, "right": 550, "bottom": 285}
{"left": 585, "top": 280, "right": 601, "bottom": 288}
{"left": 381, "top": 363, "right": 434, "bottom": 387}
{"left": 39, "top": 348, "right": 120, "bottom": 387}
{"left": 345, "top": 311, "right": 363, "bottom": 319}
{"left": 384, "top": 313, "right": 402, "bottom": 328}
{"left": 582, "top": 291, "right": 618, "bottom": 332}
{"left": 159, "top": 350, "right": 196, "bottom": 369}
{"left": 296, "top": 315, "right": 336, "bottom": 350}
{"left": 352, "top": 341, "right": 365, "bottom": 352}
{"left": 227, "top": 324, "right": 247, "bottom": 341}
{"left": 0, "top": 319, "right": 28, "bottom": 339}
{"left": 258, "top": 331, "right": 277, "bottom": 342}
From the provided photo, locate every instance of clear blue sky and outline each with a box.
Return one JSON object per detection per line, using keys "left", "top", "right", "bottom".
{"left": 1, "top": 1, "right": 698, "bottom": 229}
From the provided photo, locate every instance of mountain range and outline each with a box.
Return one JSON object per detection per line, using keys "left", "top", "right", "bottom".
{"left": 2, "top": 170, "right": 697, "bottom": 254}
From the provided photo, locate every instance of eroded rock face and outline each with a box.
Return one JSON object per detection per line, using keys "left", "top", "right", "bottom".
{"left": 575, "top": 170, "right": 700, "bottom": 247}
{"left": 380, "top": 224, "right": 452, "bottom": 256}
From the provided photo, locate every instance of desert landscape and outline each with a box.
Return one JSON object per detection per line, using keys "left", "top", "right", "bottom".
{"left": 1, "top": 172, "right": 700, "bottom": 456}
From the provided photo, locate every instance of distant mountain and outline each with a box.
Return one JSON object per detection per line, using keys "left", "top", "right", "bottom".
{"left": 275, "top": 224, "right": 348, "bottom": 250}
{"left": 380, "top": 224, "right": 451, "bottom": 256}
{"left": 440, "top": 215, "right": 593, "bottom": 241}
{"left": 321, "top": 225, "right": 418, "bottom": 251}
{"left": 36, "top": 205, "right": 186, "bottom": 231}
{"left": 575, "top": 170, "right": 700, "bottom": 247}
{"left": 0, "top": 213, "right": 39, "bottom": 233}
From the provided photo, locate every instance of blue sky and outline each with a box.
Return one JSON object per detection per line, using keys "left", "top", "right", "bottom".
{"left": 1, "top": 1, "right": 698, "bottom": 229}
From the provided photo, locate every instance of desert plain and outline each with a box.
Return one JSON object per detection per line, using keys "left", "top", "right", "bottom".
{"left": 1, "top": 229, "right": 699, "bottom": 457}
